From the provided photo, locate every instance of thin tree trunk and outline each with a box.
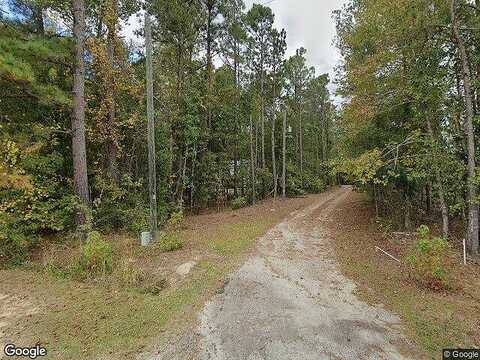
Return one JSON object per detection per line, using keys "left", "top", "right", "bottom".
{"left": 34, "top": 5, "right": 44, "bottom": 35}
{"left": 250, "top": 115, "right": 256, "bottom": 204}
{"left": 450, "top": 0, "right": 479, "bottom": 255}
{"left": 404, "top": 193, "right": 411, "bottom": 231}
{"left": 190, "top": 145, "right": 196, "bottom": 209}
{"left": 72, "top": 0, "right": 90, "bottom": 227}
{"left": 106, "top": 0, "right": 119, "bottom": 182}
{"left": 206, "top": 1, "right": 214, "bottom": 133}
{"left": 282, "top": 110, "right": 287, "bottom": 198}
{"left": 272, "top": 79, "right": 277, "bottom": 199}
{"left": 299, "top": 116, "right": 303, "bottom": 182}
{"left": 426, "top": 118, "right": 449, "bottom": 238}
{"left": 272, "top": 112, "right": 277, "bottom": 199}
{"left": 373, "top": 183, "right": 379, "bottom": 218}
{"left": 260, "top": 58, "right": 265, "bottom": 170}
{"left": 321, "top": 101, "right": 327, "bottom": 163}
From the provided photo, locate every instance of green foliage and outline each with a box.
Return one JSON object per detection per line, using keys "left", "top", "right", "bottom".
{"left": 76, "top": 231, "right": 114, "bottom": 277}
{"left": 285, "top": 164, "right": 306, "bottom": 196}
{"left": 2, "top": 0, "right": 334, "bottom": 267}
{"left": 405, "top": 226, "right": 453, "bottom": 290}
{"left": 0, "top": 213, "right": 35, "bottom": 267}
{"left": 303, "top": 171, "right": 326, "bottom": 193}
{"left": 166, "top": 210, "right": 185, "bottom": 230}
{"left": 157, "top": 233, "right": 184, "bottom": 252}
{"left": 231, "top": 196, "right": 247, "bottom": 210}
{"left": 92, "top": 175, "right": 148, "bottom": 233}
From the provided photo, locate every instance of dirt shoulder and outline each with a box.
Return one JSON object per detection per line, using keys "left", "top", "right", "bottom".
{"left": 327, "top": 191, "right": 480, "bottom": 358}
{"left": 0, "top": 192, "right": 324, "bottom": 360}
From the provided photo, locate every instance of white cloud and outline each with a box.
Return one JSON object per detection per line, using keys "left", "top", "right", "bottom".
{"left": 246, "top": 0, "right": 347, "bottom": 98}
{"left": 121, "top": 0, "right": 346, "bottom": 97}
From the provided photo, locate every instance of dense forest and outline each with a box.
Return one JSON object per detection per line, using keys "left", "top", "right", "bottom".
{"left": 334, "top": 0, "right": 480, "bottom": 257}
{"left": 0, "top": 0, "right": 334, "bottom": 265}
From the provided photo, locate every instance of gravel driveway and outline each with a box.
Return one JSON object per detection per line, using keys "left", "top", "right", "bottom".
{"left": 145, "top": 187, "right": 412, "bottom": 360}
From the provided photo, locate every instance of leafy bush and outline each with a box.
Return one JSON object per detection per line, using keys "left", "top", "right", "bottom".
{"left": 166, "top": 210, "right": 184, "bottom": 230}
{"left": 231, "top": 196, "right": 247, "bottom": 210}
{"left": 303, "top": 173, "right": 326, "bottom": 193}
{"left": 0, "top": 213, "right": 34, "bottom": 267}
{"left": 405, "top": 225, "right": 453, "bottom": 290}
{"left": 76, "top": 231, "right": 113, "bottom": 277}
{"left": 286, "top": 164, "right": 306, "bottom": 196}
{"left": 92, "top": 175, "right": 148, "bottom": 233}
{"left": 157, "top": 233, "right": 184, "bottom": 252}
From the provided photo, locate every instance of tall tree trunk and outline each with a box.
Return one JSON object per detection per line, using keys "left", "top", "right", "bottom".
{"left": 282, "top": 110, "right": 287, "bottom": 198}
{"left": 272, "top": 113, "right": 277, "bottom": 199}
{"left": 72, "top": 0, "right": 90, "bottom": 227}
{"left": 250, "top": 115, "right": 256, "bottom": 204}
{"left": 272, "top": 79, "right": 277, "bottom": 199}
{"left": 106, "top": 0, "right": 119, "bottom": 182}
{"left": 404, "top": 192, "right": 411, "bottom": 231}
{"left": 321, "top": 101, "right": 327, "bottom": 163}
{"left": 206, "top": 1, "right": 214, "bottom": 133}
{"left": 450, "top": 0, "right": 479, "bottom": 255}
{"left": 34, "top": 5, "right": 44, "bottom": 35}
{"left": 426, "top": 118, "right": 449, "bottom": 238}
{"left": 299, "top": 116, "right": 303, "bottom": 182}
{"left": 145, "top": 13, "right": 158, "bottom": 240}
{"left": 260, "top": 57, "right": 265, "bottom": 170}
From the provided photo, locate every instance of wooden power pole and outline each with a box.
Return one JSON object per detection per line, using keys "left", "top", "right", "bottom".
{"left": 145, "top": 13, "right": 157, "bottom": 240}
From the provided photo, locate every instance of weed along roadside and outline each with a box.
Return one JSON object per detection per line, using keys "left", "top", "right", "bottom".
{"left": 0, "top": 195, "right": 322, "bottom": 360}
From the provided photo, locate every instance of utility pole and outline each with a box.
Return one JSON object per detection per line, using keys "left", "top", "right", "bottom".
{"left": 145, "top": 12, "right": 157, "bottom": 241}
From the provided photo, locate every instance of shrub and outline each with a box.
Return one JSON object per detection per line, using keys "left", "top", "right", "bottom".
{"left": 76, "top": 231, "right": 113, "bottom": 277}
{"left": 0, "top": 213, "right": 36, "bottom": 267}
{"left": 166, "top": 210, "right": 184, "bottom": 230}
{"left": 405, "top": 225, "right": 453, "bottom": 290}
{"left": 304, "top": 174, "right": 326, "bottom": 193}
{"left": 157, "top": 233, "right": 184, "bottom": 252}
{"left": 92, "top": 175, "right": 148, "bottom": 233}
{"left": 231, "top": 196, "right": 247, "bottom": 210}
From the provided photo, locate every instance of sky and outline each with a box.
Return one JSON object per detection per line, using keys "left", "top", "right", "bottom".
{"left": 244, "top": 0, "right": 347, "bottom": 85}
{"left": 120, "top": 0, "right": 347, "bottom": 97}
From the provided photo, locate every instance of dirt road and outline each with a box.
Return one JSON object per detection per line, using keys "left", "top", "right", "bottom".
{"left": 147, "top": 187, "right": 412, "bottom": 360}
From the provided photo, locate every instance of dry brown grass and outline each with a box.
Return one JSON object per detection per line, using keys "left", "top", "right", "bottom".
{"left": 328, "top": 191, "right": 480, "bottom": 358}
{"left": 0, "top": 193, "right": 324, "bottom": 360}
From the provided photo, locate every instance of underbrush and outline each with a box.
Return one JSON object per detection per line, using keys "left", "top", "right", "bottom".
{"left": 42, "top": 231, "right": 170, "bottom": 295}
{"left": 231, "top": 196, "right": 248, "bottom": 210}
{"left": 331, "top": 193, "right": 480, "bottom": 356}
{"left": 405, "top": 225, "right": 456, "bottom": 291}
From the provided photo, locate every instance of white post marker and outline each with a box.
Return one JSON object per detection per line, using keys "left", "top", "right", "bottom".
{"left": 463, "top": 238, "right": 467, "bottom": 265}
